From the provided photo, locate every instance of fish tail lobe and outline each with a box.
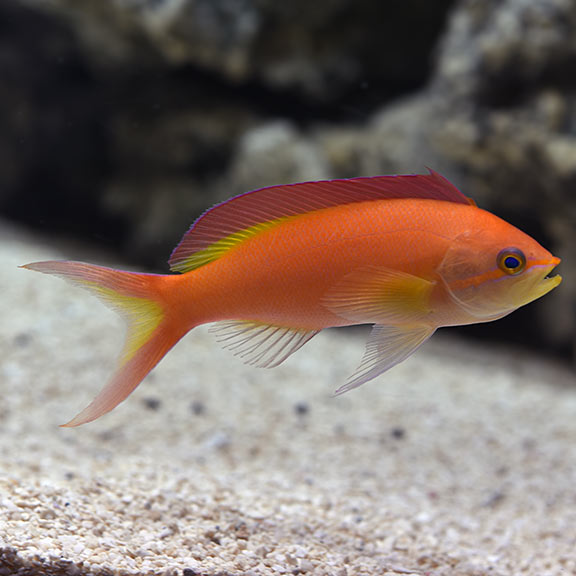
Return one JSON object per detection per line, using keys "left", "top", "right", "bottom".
{"left": 21, "top": 260, "right": 188, "bottom": 427}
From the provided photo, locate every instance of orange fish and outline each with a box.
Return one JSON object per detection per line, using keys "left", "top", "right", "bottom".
{"left": 22, "top": 170, "right": 561, "bottom": 426}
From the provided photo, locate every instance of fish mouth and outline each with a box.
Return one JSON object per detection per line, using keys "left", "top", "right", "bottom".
{"left": 510, "top": 257, "right": 561, "bottom": 308}
{"left": 533, "top": 257, "right": 562, "bottom": 297}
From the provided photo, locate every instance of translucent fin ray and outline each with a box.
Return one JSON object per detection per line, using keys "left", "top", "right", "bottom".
{"left": 323, "top": 266, "right": 435, "bottom": 325}
{"left": 210, "top": 321, "right": 320, "bottom": 368}
{"left": 336, "top": 324, "right": 435, "bottom": 395}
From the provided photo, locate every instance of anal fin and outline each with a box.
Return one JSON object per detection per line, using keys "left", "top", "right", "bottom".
{"left": 211, "top": 321, "right": 320, "bottom": 368}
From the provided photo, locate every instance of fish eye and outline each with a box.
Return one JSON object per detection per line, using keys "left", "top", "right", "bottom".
{"left": 497, "top": 248, "right": 526, "bottom": 275}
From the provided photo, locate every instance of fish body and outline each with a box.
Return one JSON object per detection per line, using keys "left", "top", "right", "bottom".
{"left": 22, "top": 171, "right": 561, "bottom": 426}
{"left": 174, "top": 199, "right": 518, "bottom": 328}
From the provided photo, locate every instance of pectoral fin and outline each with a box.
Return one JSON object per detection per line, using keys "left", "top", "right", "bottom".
{"left": 335, "top": 323, "right": 435, "bottom": 395}
{"left": 323, "top": 266, "right": 435, "bottom": 325}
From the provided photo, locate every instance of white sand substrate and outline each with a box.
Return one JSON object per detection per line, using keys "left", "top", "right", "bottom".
{"left": 1, "top": 221, "right": 575, "bottom": 576}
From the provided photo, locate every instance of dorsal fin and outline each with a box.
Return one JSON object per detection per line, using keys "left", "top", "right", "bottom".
{"left": 169, "top": 169, "right": 473, "bottom": 273}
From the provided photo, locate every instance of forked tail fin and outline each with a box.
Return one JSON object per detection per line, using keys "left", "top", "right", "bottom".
{"left": 21, "top": 261, "right": 186, "bottom": 427}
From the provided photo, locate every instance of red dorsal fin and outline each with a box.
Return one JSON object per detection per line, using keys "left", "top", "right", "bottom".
{"left": 169, "top": 169, "right": 474, "bottom": 273}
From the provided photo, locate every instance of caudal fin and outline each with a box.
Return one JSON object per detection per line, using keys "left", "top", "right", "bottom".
{"left": 21, "top": 261, "right": 186, "bottom": 427}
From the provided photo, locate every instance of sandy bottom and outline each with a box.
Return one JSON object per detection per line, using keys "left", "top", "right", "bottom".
{"left": 1, "top": 221, "right": 575, "bottom": 576}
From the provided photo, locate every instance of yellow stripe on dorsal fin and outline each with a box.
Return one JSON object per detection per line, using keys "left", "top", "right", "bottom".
{"left": 171, "top": 217, "right": 289, "bottom": 272}
{"left": 168, "top": 170, "right": 473, "bottom": 273}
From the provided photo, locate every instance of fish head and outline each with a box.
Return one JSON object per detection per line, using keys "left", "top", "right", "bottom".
{"left": 438, "top": 221, "right": 561, "bottom": 321}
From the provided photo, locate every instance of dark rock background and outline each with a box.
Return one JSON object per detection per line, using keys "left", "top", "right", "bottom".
{"left": 1, "top": 0, "right": 574, "bottom": 358}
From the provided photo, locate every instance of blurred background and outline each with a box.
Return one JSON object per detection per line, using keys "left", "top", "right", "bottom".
{"left": 1, "top": 0, "right": 574, "bottom": 361}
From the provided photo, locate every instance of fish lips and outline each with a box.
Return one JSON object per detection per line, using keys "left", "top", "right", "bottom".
{"left": 541, "top": 258, "right": 562, "bottom": 285}
{"left": 522, "top": 257, "right": 562, "bottom": 303}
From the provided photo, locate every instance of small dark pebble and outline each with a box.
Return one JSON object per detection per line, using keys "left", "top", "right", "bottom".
{"left": 294, "top": 402, "right": 309, "bottom": 416}
{"left": 190, "top": 400, "right": 206, "bottom": 416}
{"left": 143, "top": 397, "right": 162, "bottom": 411}
{"left": 98, "top": 428, "right": 122, "bottom": 442}
{"left": 13, "top": 332, "right": 32, "bottom": 347}
{"left": 333, "top": 423, "right": 346, "bottom": 436}
{"left": 483, "top": 490, "right": 506, "bottom": 507}
{"left": 390, "top": 427, "right": 406, "bottom": 440}
{"left": 204, "top": 527, "right": 222, "bottom": 545}
{"left": 183, "top": 569, "right": 198, "bottom": 576}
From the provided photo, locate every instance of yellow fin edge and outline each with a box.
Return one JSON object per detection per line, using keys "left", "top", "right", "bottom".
{"left": 80, "top": 281, "right": 164, "bottom": 364}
